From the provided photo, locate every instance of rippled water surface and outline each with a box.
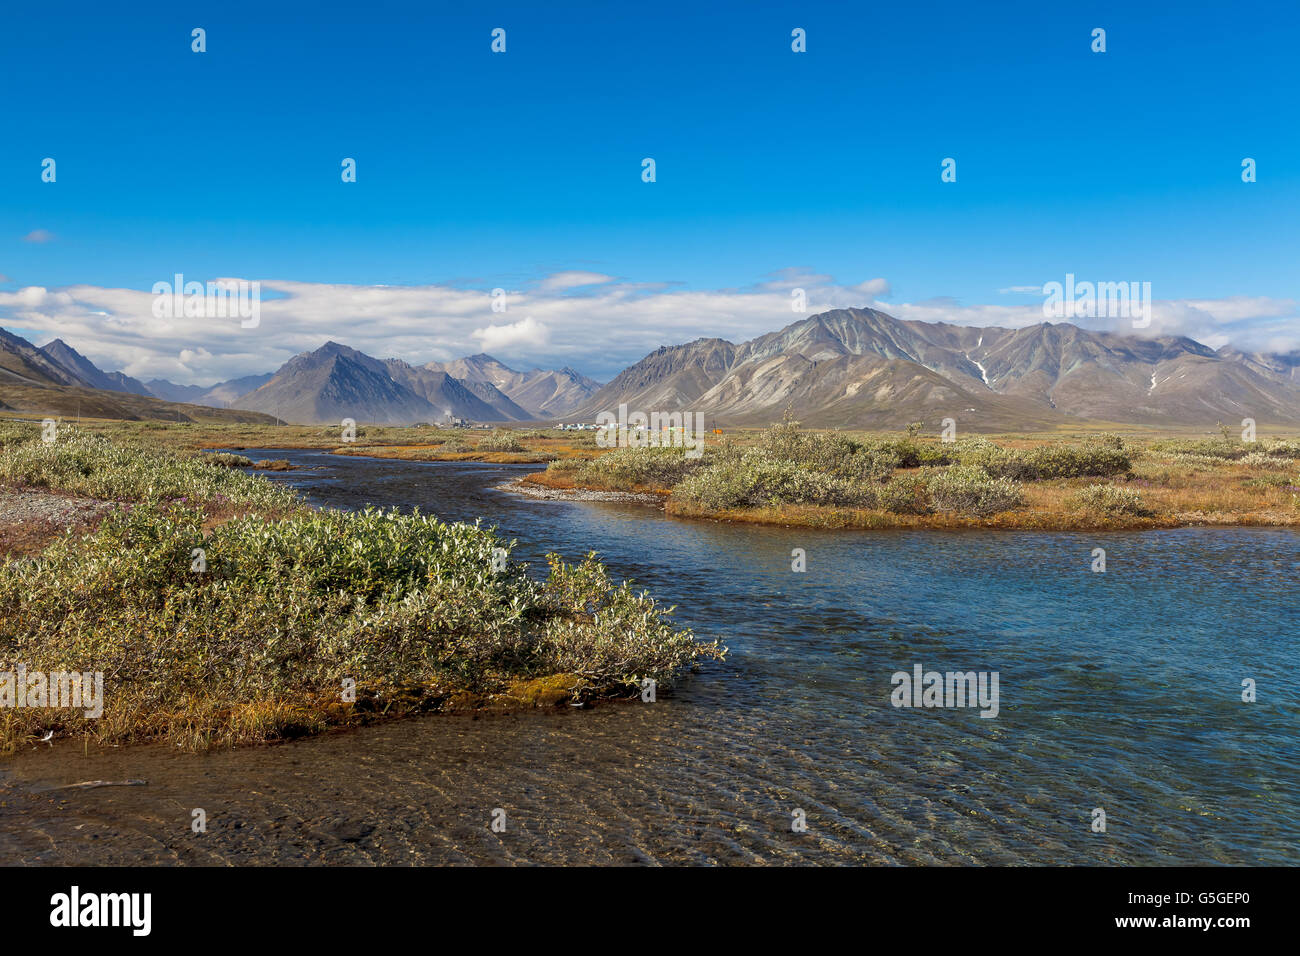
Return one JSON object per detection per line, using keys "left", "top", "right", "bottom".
{"left": 2, "top": 449, "right": 1297, "bottom": 865}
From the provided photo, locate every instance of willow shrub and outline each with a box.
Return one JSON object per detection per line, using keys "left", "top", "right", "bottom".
{"left": 1239, "top": 451, "right": 1293, "bottom": 469}
{"left": 0, "top": 420, "right": 39, "bottom": 448}
{"left": 672, "top": 455, "right": 873, "bottom": 510}
{"left": 1065, "top": 484, "right": 1153, "bottom": 517}
{"left": 435, "top": 436, "right": 472, "bottom": 452}
{"left": 1264, "top": 439, "right": 1300, "bottom": 458}
{"left": 549, "top": 445, "right": 706, "bottom": 489}
{"left": 926, "top": 465, "right": 1024, "bottom": 517}
{"left": 872, "top": 474, "right": 933, "bottom": 514}
{"left": 0, "top": 429, "right": 295, "bottom": 510}
{"left": 755, "top": 418, "right": 901, "bottom": 481}
{"left": 0, "top": 504, "right": 720, "bottom": 747}
{"left": 206, "top": 452, "right": 254, "bottom": 467}
{"left": 1151, "top": 434, "right": 1300, "bottom": 461}
{"left": 955, "top": 436, "right": 1130, "bottom": 480}
{"left": 476, "top": 429, "right": 525, "bottom": 452}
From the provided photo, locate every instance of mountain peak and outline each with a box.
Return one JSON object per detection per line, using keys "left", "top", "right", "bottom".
{"left": 35, "top": 336, "right": 150, "bottom": 395}
{"left": 568, "top": 304, "right": 1300, "bottom": 428}
{"left": 315, "top": 340, "right": 355, "bottom": 355}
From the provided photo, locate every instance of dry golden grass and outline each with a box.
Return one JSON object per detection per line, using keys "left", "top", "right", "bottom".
{"left": 0, "top": 674, "right": 597, "bottom": 754}
{"left": 531, "top": 431, "right": 1300, "bottom": 531}
{"left": 41, "top": 419, "right": 601, "bottom": 464}
{"left": 12, "top": 418, "right": 1299, "bottom": 530}
{"left": 520, "top": 469, "right": 674, "bottom": 496}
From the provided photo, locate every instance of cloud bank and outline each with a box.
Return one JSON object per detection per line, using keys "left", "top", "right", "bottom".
{"left": 0, "top": 270, "right": 1294, "bottom": 386}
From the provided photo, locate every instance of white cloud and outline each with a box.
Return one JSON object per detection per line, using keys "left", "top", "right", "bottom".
{"left": 471, "top": 316, "right": 550, "bottom": 352}
{"left": 22, "top": 229, "right": 55, "bottom": 243}
{"left": 537, "top": 271, "right": 615, "bottom": 291}
{"left": 178, "top": 347, "right": 213, "bottom": 368}
{"left": 850, "top": 278, "right": 892, "bottom": 299}
{"left": 0, "top": 268, "right": 1294, "bottom": 386}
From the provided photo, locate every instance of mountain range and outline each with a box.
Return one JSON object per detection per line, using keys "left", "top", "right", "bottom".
{"left": 567, "top": 308, "right": 1300, "bottom": 429}
{"left": 5, "top": 308, "right": 1300, "bottom": 429}
{"left": 426, "top": 354, "right": 601, "bottom": 418}
{"left": 0, "top": 329, "right": 602, "bottom": 425}
{"left": 142, "top": 373, "right": 275, "bottom": 408}
{"left": 0, "top": 328, "right": 276, "bottom": 424}
{"left": 231, "top": 344, "right": 602, "bottom": 423}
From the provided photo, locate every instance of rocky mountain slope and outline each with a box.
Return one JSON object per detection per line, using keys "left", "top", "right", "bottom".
{"left": 568, "top": 308, "right": 1300, "bottom": 429}
{"left": 425, "top": 353, "right": 600, "bottom": 417}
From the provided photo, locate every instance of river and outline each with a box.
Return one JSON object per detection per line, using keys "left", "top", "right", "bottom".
{"left": 1, "top": 449, "right": 1296, "bottom": 865}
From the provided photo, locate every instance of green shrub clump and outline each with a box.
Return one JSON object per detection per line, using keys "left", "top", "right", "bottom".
{"left": 673, "top": 456, "right": 873, "bottom": 510}
{"left": 926, "top": 465, "right": 1024, "bottom": 517}
{"left": 1065, "top": 484, "right": 1153, "bottom": 517}
{"left": 1262, "top": 439, "right": 1300, "bottom": 459}
{"left": 956, "top": 436, "right": 1130, "bottom": 480}
{"left": 476, "top": 430, "right": 525, "bottom": 452}
{"left": 754, "top": 417, "right": 902, "bottom": 481}
{"left": 0, "top": 505, "right": 721, "bottom": 747}
{"left": 551, "top": 445, "right": 706, "bottom": 489}
{"left": 1239, "top": 452, "right": 1291, "bottom": 469}
{"left": 206, "top": 452, "right": 254, "bottom": 468}
{"left": 0, "top": 429, "right": 296, "bottom": 509}
{"left": 873, "top": 474, "right": 933, "bottom": 514}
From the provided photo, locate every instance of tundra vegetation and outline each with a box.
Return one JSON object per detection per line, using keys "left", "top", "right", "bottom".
{"left": 474, "top": 429, "right": 526, "bottom": 453}
{"left": 532, "top": 416, "right": 1300, "bottom": 530}
{"left": 7, "top": 419, "right": 594, "bottom": 464}
{"left": 0, "top": 424, "right": 722, "bottom": 751}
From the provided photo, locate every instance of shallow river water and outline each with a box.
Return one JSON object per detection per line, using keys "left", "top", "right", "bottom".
{"left": 2, "top": 449, "right": 1296, "bottom": 865}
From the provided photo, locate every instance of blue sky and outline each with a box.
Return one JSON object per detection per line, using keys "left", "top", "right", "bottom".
{"left": 1, "top": 0, "right": 1297, "bottom": 383}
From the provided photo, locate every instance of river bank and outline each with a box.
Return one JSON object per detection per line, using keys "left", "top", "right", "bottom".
{"left": 37, "top": 418, "right": 1300, "bottom": 533}
{"left": 517, "top": 469, "right": 1300, "bottom": 531}
{"left": 0, "top": 428, "right": 721, "bottom": 753}
{"left": 523, "top": 423, "right": 1300, "bottom": 532}
{"left": 2, "top": 445, "right": 1295, "bottom": 865}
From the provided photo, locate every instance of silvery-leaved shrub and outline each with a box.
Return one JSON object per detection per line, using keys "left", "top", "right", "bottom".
{"left": 955, "top": 436, "right": 1129, "bottom": 481}
{"left": 673, "top": 453, "right": 872, "bottom": 509}
{"left": 557, "top": 445, "right": 706, "bottom": 489}
{"left": 0, "top": 502, "right": 721, "bottom": 745}
{"left": 1263, "top": 438, "right": 1300, "bottom": 458}
{"left": 1065, "top": 484, "right": 1153, "bottom": 517}
{"left": 926, "top": 465, "right": 1024, "bottom": 517}
{"left": 1150, "top": 438, "right": 1247, "bottom": 461}
{"left": 0, "top": 428, "right": 295, "bottom": 509}
{"left": 873, "top": 474, "right": 933, "bottom": 514}
{"left": 206, "top": 452, "right": 254, "bottom": 468}
{"left": 755, "top": 416, "right": 900, "bottom": 480}
{"left": 1239, "top": 451, "right": 1291, "bottom": 469}
{"left": 476, "top": 429, "right": 524, "bottom": 452}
